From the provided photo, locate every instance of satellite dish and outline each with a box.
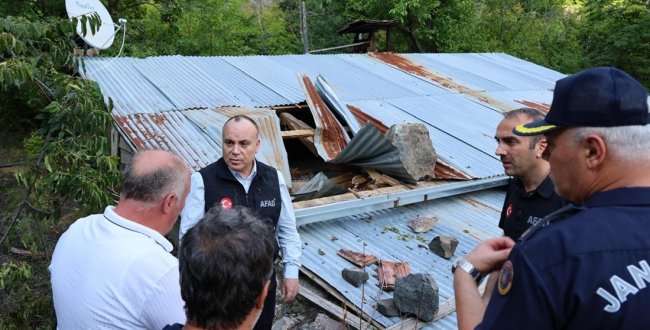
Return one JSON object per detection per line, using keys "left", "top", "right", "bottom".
{"left": 66, "top": 0, "right": 115, "bottom": 50}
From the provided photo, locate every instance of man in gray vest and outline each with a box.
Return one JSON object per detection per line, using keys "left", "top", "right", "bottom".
{"left": 180, "top": 115, "right": 301, "bottom": 330}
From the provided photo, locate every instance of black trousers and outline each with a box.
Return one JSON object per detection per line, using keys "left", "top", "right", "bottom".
{"left": 253, "top": 269, "right": 277, "bottom": 330}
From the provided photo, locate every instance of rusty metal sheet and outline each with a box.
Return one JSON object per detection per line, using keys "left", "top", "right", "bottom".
{"left": 314, "top": 75, "right": 362, "bottom": 135}
{"left": 298, "top": 74, "right": 349, "bottom": 160}
{"left": 112, "top": 111, "right": 219, "bottom": 171}
{"left": 370, "top": 52, "right": 515, "bottom": 113}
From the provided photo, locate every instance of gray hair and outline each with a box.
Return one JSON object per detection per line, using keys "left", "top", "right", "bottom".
{"left": 570, "top": 125, "right": 650, "bottom": 162}
{"left": 120, "top": 150, "right": 188, "bottom": 210}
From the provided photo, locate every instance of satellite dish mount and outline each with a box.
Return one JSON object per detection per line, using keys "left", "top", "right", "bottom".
{"left": 66, "top": 0, "right": 126, "bottom": 54}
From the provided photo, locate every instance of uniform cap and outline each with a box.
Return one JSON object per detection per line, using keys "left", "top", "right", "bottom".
{"left": 513, "top": 67, "right": 649, "bottom": 136}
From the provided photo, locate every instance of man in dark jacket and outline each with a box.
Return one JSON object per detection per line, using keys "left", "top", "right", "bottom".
{"left": 180, "top": 115, "right": 301, "bottom": 330}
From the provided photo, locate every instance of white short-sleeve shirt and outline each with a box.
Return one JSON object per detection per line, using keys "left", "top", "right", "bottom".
{"left": 49, "top": 206, "right": 186, "bottom": 329}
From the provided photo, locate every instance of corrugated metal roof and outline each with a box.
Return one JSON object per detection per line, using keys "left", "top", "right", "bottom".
{"left": 84, "top": 58, "right": 176, "bottom": 115}
{"left": 112, "top": 111, "right": 219, "bottom": 170}
{"left": 298, "top": 188, "right": 505, "bottom": 328}
{"left": 83, "top": 52, "right": 564, "bottom": 179}
{"left": 400, "top": 53, "right": 564, "bottom": 91}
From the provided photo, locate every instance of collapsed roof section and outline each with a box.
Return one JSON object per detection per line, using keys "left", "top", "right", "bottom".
{"left": 83, "top": 52, "right": 564, "bottom": 181}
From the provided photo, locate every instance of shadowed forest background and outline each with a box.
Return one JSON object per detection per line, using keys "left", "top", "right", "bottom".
{"left": 0, "top": 0, "right": 648, "bottom": 327}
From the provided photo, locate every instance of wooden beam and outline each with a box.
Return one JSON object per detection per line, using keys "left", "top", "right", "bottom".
{"left": 272, "top": 104, "right": 309, "bottom": 112}
{"left": 301, "top": 267, "right": 383, "bottom": 329}
{"left": 384, "top": 298, "right": 455, "bottom": 330}
{"left": 299, "top": 284, "right": 368, "bottom": 330}
{"left": 281, "top": 129, "right": 315, "bottom": 139}
{"left": 279, "top": 112, "right": 318, "bottom": 156}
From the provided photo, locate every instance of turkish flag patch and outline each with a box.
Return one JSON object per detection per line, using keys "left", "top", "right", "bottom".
{"left": 220, "top": 197, "right": 233, "bottom": 210}
{"left": 506, "top": 204, "right": 513, "bottom": 218}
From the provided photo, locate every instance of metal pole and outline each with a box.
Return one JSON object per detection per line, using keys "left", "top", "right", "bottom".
{"left": 300, "top": 1, "right": 309, "bottom": 54}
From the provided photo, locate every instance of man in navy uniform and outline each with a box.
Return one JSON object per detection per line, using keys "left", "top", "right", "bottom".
{"left": 495, "top": 108, "right": 566, "bottom": 240}
{"left": 453, "top": 67, "right": 650, "bottom": 329}
{"left": 180, "top": 115, "right": 301, "bottom": 330}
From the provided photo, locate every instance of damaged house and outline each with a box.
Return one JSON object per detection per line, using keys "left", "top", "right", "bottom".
{"left": 81, "top": 52, "right": 564, "bottom": 329}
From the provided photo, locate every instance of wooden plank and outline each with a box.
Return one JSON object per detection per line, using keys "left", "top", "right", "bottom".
{"left": 299, "top": 284, "right": 369, "bottom": 330}
{"left": 384, "top": 298, "right": 455, "bottom": 330}
{"left": 272, "top": 104, "right": 308, "bottom": 111}
{"left": 301, "top": 267, "right": 383, "bottom": 329}
{"left": 279, "top": 112, "right": 318, "bottom": 156}
{"left": 281, "top": 129, "right": 315, "bottom": 139}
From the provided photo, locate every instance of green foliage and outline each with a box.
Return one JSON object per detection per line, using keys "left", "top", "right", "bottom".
{"left": 0, "top": 12, "right": 119, "bottom": 329}
{"left": 0, "top": 259, "right": 55, "bottom": 329}
{"left": 579, "top": 0, "right": 650, "bottom": 87}
{"left": 0, "top": 260, "right": 32, "bottom": 290}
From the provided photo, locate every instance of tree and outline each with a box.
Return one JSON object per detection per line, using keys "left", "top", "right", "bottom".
{"left": 579, "top": 0, "right": 650, "bottom": 87}
{"left": 0, "top": 14, "right": 119, "bottom": 328}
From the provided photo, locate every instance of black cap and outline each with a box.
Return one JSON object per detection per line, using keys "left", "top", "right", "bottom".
{"left": 513, "top": 67, "right": 649, "bottom": 136}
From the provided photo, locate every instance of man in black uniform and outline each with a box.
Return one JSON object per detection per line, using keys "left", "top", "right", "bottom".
{"left": 454, "top": 67, "right": 650, "bottom": 329}
{"left": 495, "top": 108, "right": 566, "bottom": 240}
{"left": 180, "top": 115, "right": 301, "bottom": 330}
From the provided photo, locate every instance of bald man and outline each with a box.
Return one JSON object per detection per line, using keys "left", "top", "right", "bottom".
{"left": 180, "top": 115, "right": 302, "bottom": 330}
{"left": 50, "top": 150, "right": 191, "bottom": 329}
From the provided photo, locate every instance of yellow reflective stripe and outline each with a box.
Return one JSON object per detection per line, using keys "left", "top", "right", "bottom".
{"left": 514, "top": 123, "right": 556, "bottom": 134}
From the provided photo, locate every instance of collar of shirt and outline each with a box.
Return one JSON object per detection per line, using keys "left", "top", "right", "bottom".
{"left": 513, "top": 175, "right": 555, "bottom": 199}
{"left": 585, "top": 187, "right": 650, "bottom": 208}
{"left": 228, "top": 160, "right": 258, "bottom": 192}
{"left": 103, "top": 206, "right": 173, "bottom": 252}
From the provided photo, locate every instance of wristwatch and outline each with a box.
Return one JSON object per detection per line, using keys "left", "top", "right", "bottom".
{"left": 452, "top": 257, "right": 483, "bottom": 283}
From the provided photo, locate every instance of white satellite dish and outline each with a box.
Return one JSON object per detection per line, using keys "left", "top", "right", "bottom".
{"left": 66, "top": 0, "right": 115, "bottom": 50}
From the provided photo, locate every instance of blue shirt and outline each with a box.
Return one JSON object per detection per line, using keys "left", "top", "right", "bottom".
{"left": 479, "top": 187, "right": 650, "bottom": 329}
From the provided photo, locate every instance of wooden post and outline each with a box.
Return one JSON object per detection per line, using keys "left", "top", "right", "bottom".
{"left": 300, "top": 1, "right": 309, "bottom": 54}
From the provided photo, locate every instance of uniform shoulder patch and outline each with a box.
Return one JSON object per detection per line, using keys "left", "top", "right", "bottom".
{"left": 498, "top": 260, "right": 514, "bottom": 296}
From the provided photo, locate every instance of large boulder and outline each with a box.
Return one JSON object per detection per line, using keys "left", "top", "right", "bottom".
{"left": 393, "top": 273, "right": 439, "bottom": 322}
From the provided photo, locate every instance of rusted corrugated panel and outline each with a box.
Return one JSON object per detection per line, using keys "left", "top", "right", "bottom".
{"left": 370, "top": 53, "right": 516, "bottom": 113}
{"left": 298, "top": 74, "right": 349, "bottom": 161}
{"left": 112, "top": 111, "right": 219, "bottom": 171}
{"left": 314, "top": 75, "right": 362, "bottom": 135}
{"left": 182, "top": 107, "right": 292, "bottom": 187}
{"left": 347, "top": 104, "right": 389, "bottom": 134}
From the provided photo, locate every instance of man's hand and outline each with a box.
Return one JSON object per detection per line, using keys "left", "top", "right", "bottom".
{"left": 280, "top": 278, "right": 299, "bottom": 303}
{"left": 465, "top": 237, "right": 515, "bottom": 274}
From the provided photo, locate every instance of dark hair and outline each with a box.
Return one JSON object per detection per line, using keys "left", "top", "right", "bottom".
{"left": 179, "top": 206, "right": 275, "bottom": 329}
{"left": 504, "top": 108, "right": 546, "bottom": 148}
{"left": 224, "top": 115, "right": 259, "bottom": 135}
{"left": 120, "top": 150, "right": 187, "bottom": 204}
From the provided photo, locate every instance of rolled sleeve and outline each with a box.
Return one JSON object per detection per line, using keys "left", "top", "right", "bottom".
{"left": 276, "top": 170, "right": 302, "bottom": 279}
{"left": 179, "top": 172, "right": 206, "bottom": 241}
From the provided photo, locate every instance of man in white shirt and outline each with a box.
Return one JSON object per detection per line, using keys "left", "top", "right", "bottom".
{"left": 180, "top": 115, "right": 301, "bottom": 330}
{"left": 50, "top": 150, "right": 190, "bottom": 329}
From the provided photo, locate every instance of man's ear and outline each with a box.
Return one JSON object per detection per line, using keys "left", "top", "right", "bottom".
{"left": 584, "top": 135, "right": 607, "bottom": 169}
{"left": 535, "top": 138, "right": 548, "bottom": 159}
{"left": 161, "top": 193, "right": 176, "bottom": 214}
{"left": 255, "top": 280, "right": 271, "bottom": 310}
